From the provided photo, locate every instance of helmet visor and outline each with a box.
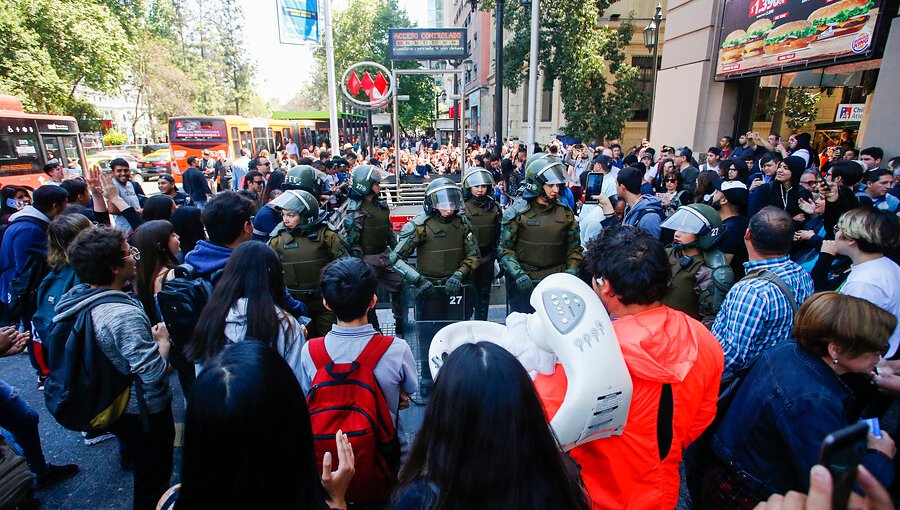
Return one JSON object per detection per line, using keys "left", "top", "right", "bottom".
{"left": 463, "top": 168, "right": 495, "bottom": 188}
{"left": 660, "top": 207, "right": 708, "bottom": 234}
{"left": 538, "top": 162, "right": 569, "bottom": 185}
{"left": 428, "top": 187, "right": 464, "bottom": 211}
{"left": 361, "top": 166, "right": 390, "bottom": 183}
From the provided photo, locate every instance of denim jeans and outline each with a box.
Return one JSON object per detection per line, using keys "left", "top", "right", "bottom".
{"left": 0, "top": 378, "right": 47, "bottom": 475}
{"left": 109, "top": 405, "right": 174, "bottom": 510}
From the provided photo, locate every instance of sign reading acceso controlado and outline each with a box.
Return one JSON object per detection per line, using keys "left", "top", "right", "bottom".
{"left": 388, "top": 28, "right": 467, "bottom": 61}
{"left": 715, "top": 0, "right": 886, "bottom": 80}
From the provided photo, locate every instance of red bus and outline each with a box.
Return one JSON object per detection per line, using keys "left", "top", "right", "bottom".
{"left": 0, "top": 95, "right": 87, "bottom": 189}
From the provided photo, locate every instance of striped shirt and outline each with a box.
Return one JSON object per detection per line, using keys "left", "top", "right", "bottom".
{"left": 712, "top": 256, "right": 814, "bottom": 378}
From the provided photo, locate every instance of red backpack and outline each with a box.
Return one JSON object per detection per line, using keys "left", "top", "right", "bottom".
{"left": 306, "top": 334, "right": 400, "bottom": 503}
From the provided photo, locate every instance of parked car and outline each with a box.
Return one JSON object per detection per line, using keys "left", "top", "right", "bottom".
{"left": 136, "top": 148, "right": 176, "bottom": 181}
{"left": 85, "top": 150, "right": 139, "bottom": 171}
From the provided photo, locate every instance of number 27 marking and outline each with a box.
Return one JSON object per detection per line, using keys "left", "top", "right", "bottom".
{"left": 449, "top": 296, "right": 462, "bottom": 305}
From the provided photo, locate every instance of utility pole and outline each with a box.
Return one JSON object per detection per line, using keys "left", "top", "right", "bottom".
{"left": 322, "top": 0, "right": 340, "bottom": 152}
{"left": 526, "top": 0, "right": 539, "bottom": 156}
{"left": 494, "top": 0, "right": 505, "bottom": 158}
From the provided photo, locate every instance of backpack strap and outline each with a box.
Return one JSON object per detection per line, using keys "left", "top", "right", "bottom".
{"left": 354, "top": 334, "right": 394, "bottom": 370}
{"left": 307, "top": 336, "right": 332, "bottom": 369}
{"left": 657, "top": 383, "right": 674, "bottom": 461}
{"left": 741, "top": 268, "right": 798, "bottom": 313}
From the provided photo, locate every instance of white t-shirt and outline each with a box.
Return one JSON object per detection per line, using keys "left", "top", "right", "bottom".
{"left": 841, "top": 256, "right": 900, "bottom": 358}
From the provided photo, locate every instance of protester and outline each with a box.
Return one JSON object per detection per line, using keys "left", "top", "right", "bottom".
{"left": 675, "top": 147, "right": 700, "bottom": 195}
{"left": 187, "top": 241, "right": 305, "bottom": 379}
{"left": 182, "top": 156, "right": 212, "bottom": 208}
{"left": 300, "top": 257, "right": 416, "bottom": 505}
{"left": 396, "top": 342, "right": 590, "bottom": 510}
{"left": 859, "top": 169, "right": 899, "bottom": 212}
{"left": 131, "top": 221, "right": 181, "bottom": 325}
{"left": 709, "top": 180, "right": 750, "bottom": 278}
{"left": 159, "top": 341, "right": 353, "bottom": 509}
{"left": 698, "top": 292, "right": 896, "bottom": 508}
{"left": 821, "top": 159, "right": 863, "bottom": 238}
{"left": 617, "top": 166, "right": 664, "bottom": 238}
{"left": 535, "top": 224, "right": 723, "bottom": 509}
{"left": 657, "top": 169, "right": 692, "bottom": 216}
{"left": 833, "top": 208, "right": 900, "bottom": 357}
{"left": 108, "top": 158, "right": 144, "bottom": 234}
{"left": 140, "top": 194, "right": 176, "bottom": 222}
{"left": 156, "top": 175, "right": 189, "bottom": 206}
{"left": 0, "top": 185, "right": 30, "bottom": 224}
{"left": 0, "top": 328, "right": 79, "bottom": 492}
{"left": 63, "top": 226, "right": 173, "bottom": 510}
{"left": 169, "top": 206, "right": 205, "bottom": 256}
{"left": 712, "top": 206, "right": 815, "bottom": 379}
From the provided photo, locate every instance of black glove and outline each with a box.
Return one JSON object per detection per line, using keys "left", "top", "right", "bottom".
{"left": 418, "top": 280, "right": 435, "bottom": 297}
{"left": 515, "top": 274, "right": 534, "bottom": 293}
{"left": 445, "top": 272, "right": 463, "bottom": 294}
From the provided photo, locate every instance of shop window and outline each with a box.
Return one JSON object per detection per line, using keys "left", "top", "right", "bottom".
{"left": 630, "top": 55, "right": 661, "bottom": 121}
{"left": 753, "top": 88, "right": 777, "bottom": 123}
{"left": 840, "top": 87, "right": 868, "bottom": 104}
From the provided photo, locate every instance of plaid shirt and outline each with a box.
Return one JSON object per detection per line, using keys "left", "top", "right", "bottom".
{"left": 712, "top": 256, "right": 814, "bottom": 378}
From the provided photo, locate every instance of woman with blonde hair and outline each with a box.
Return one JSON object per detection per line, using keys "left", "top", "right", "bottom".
{"left": 696, "top": 291, "right": 897, "bottom": 508}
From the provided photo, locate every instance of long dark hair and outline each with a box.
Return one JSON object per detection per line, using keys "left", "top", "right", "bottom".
{"left": 141, "top": 194, "right": 175, "bottom": 221}
{"left": 170, "top": 206, "right": 206, "bottom": 254}
{"left": 185, "top": 241, "right": 292, "bottom": 363}
{"left": 131, "top": 220, "right": 179, "bottom": 323}
{"left": 178, "top": 341, "right": 329, "bottom": 509}
{"left": 262, "top": 170, "right": 285, "bottom": 204}
{"left": 396, "top": 342, "right": 589, "bottom": 510}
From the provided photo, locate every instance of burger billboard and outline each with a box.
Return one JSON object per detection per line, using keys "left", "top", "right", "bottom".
{"left": 715, "top": 0, "right": 886, "bottom": 80}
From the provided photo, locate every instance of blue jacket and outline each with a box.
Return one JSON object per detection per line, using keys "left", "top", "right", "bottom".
{"left": 712, "top": 342, "right": 893, "bottom": 495}
{"left": 0, "top": 207, "right": 50, "bottom": 304}
{"left": 182, "top": 167, "right": 211, "bottom": 204}
{"left": 622, "top": 195, "right": 664, "bottom": 239}
{"left": 184, "top": 240, "right": 307, "bottom": 317}
{"left": 252, "top": 205, "right": 280, "bottom": 241}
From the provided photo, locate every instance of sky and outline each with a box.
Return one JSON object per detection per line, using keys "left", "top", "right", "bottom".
{"left": 243, "top": 0, "right": 430, "bottom": 105}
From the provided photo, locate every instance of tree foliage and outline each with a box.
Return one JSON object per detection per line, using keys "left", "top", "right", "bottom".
{"left": 305, "top": 0, "right": 436, "bottom": 130}
{"left": 501, "top": 0, "right": 642, "bottom": 143}
{"left": 780, "top": 88, "right": 820, "bottom": 131}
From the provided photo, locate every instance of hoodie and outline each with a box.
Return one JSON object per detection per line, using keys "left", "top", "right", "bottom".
{"left": 0, "top": 206, "right": 50, "bottom": 304}
{"left": 534, "top": 306, "right": 724, "bottom": 510}
{"left": 622, "top": 195, "right": 664, "bottom": 239}
{"left": 183, "top": 240, "right": 307, "bottom": 317}
{"left": 54, "top": 284, "right": 171, "bottom": 414}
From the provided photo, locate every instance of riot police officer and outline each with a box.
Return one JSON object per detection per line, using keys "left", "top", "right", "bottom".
{"left": 498, "top": 153, "right": 583, "bottom": 313}
{"left": 341, "top": 164, "right": 403, "bottom": 331}
{"left": 660, "top": 203, "right": 734, "bottom": 327}
{"left": 462, "top": 167, "right": 501, "bottom": 320}
{"left": 268, "top": 189, "right": 348, "bottom": 337}
{"left": 389, "top": 178, "right": 479, "bottom": 395}
{"left": 283, "top": 164, "right": 327, "bottom": 203}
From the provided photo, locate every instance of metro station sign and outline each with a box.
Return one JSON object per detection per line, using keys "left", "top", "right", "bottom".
{"left": 388, "top": 28, "right": 468, "bottom": 61}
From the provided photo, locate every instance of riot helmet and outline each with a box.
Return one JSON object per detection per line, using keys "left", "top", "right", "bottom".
{"left": 349, "top": 164, "right": 389, "bottom": 200}
{"left": 283, "top": 165, "right": 324, "bottom": 195}
{"left": 423, "top": 177, "right": 464, "bottom": 216}
{"left": 462, "top": 167, "right": 495, "bottom": 197}
{"left": 269, "top": 189, "right": 323, "bottom": 230}
{"left": 523, "top": 153, "right": 568, "bottom": 199}
{"left": 660, "top": 203, "right": 723, "bottom": 251}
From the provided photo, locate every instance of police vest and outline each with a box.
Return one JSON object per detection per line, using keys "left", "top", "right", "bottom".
{"left": 272, "top": 226, "right": 332, "bottom": 291}
{"left": 417, "top": 216, "right": 467, "bottom": 279}
{"left": 514, "top": 202, "right": 569, "bottom": 271}
{"left": 661, "top": 250, "right": 704, "bottom": 320}
{"left": 358, "top": 200, "right": 393, "bottom": 255}
{"left": 464, "top": 198, "right": 500, "bottom": 255}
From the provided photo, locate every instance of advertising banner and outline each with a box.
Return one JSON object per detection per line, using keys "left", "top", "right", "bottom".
{"left": 715, "top": 0, "right": 884, "bottom": 80}
{"left": 834, "top": 103, "right": 866, "bottom": 121}
{"left": 277, "top": 0, "right": 319, "bottom": 45}
{"left": 388, "top": 28, "right": 468, "bottom": 61}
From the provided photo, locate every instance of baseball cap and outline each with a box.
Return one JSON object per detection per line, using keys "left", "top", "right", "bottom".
{"left": 159, "top": 174, "right": 175, "bottom": 183}
{"left": 705, "top": 179, "right": 748, "bottom": 208}
{"left": 592, "top": 154, "right": 613, "bottom": 170}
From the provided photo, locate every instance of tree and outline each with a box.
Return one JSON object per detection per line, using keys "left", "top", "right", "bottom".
{"left": 500, "top": 0, "right": 642, "bottom": 143}
{"left": 0, "top": 0, "right": 131, "bottom": 114}
{"left": 779, "top": 88, "right": 820, "bottom": 132}
{"left": 307, "top": 0, "right": 435, "bottom": 130}
{"left": 217, "top": 0, "right": 256, "bottom": 115}
{"left": 131, "top": 36, "right": 197, "bottom": 140}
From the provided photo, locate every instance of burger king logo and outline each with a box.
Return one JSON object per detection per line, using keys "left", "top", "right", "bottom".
{"left": 851, "top": 31, "right": 871, "bottom": 53}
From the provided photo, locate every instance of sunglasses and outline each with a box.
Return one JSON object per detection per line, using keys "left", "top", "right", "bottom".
{"left": 666, "top": 178, "right": 678, "bottom": 183}
{"left": 128, "top": 245, "right": 141, "bottom": 261}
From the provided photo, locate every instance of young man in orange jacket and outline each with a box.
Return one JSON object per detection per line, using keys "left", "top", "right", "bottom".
{"left": 534, "top": 225, "right": 724, "bottom": 510}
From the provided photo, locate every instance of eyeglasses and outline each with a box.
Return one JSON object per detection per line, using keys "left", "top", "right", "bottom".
{"left": 128, "top": 245, "right": 141, "bottom": 261}
{"left": 252, "top": 180, "right": 265, "bottom": 185}
{"left": 666, "top": 178, "right": 678, "bottom": 183}
{"left": 800, "top": 180, "right": 816, "bottom": 187}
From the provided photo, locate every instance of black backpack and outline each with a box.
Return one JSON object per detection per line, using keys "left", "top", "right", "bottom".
{"left": 0, "top": 216, "right": 50, "bottom": 325}
{"left": 156, "top": 264, "right": 216, "bottom": 345}
{"left": 43, "top": 294, "right": 143, "bottom": 431}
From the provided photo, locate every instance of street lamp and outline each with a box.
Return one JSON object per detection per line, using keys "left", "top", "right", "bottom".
{"left": 470, "top": 0, "right": 505, "bottom": 157}
{"left": 643, "top": 3, "right": 663, "bottom": 141}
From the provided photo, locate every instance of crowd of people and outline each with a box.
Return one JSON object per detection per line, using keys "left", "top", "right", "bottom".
{"left": 0, "top": 127, "right": 897, "bottom": 510}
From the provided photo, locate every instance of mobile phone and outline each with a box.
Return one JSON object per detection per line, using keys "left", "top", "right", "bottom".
{"left": 818, "top": 422, "right": 869, "bottom": 510}
{"left": 584, "top": 173, "right": 603, "bottom": 203}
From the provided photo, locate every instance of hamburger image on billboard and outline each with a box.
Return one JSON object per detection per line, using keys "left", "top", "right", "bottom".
{"left": 808, "top": 0, "right": 875, "bottom": 39}
{"left": 743, "top": 18, "right": 774, "bottom": 57}
{"left": 720, "top": 29, "right": 746, "bottom": 63}
{"left": 763, "top": 20, "right": 817, "bottom": 55}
